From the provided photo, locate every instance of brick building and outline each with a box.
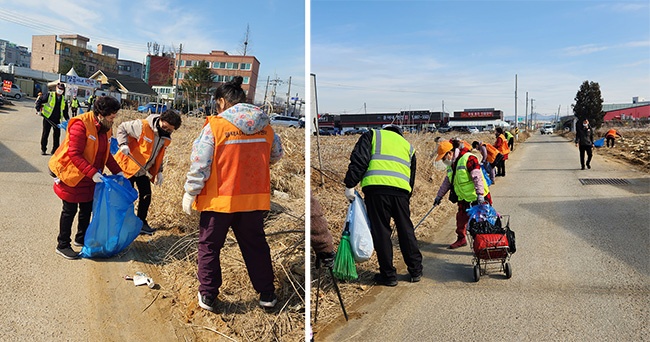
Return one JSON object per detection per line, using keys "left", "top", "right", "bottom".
{"left": 176, "top": 50, "right": 260, "bottom": 103}
{"left": 31, "top": 34, "right": 118, "bottom": 76}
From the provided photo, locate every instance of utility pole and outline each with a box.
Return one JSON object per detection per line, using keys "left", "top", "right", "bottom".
{"left": 530, "top": 98, "right": 535, "bottom": 130}
{"left": 364, "top": 102, "right": 367, "bottom": 114}
{"left": 262, "top": 76, "right": 270, "bottom": 112}
{"left": 514, "top": 74, "right": 518, "bottom": 129}
{"left": 525, "top": 92, "right": 528, "bottom": 131}
{"left": 557, "top": 104, "right": 561, "bottom": 123}
{"left": 285, "top": 76, "right": 291, "bottom": 115}
{"left": 174, "top": 43, "right": 182, "bottom": 109}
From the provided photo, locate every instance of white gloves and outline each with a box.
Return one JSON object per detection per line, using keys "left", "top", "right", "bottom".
{"left": 92, "top": 172, "right": 103, "bottom": 183}
{"left": 477, "top": 195, "right": 486, "bottom": 204}
{"left": 117, "top": 171, "right": 125, "bottom": 177}
{"left": 345, "top": 188, "right": 356, "bottom": 202}
{"left": 119, "top": 144, "right": 130, "bottom": 156}
{"left": 154, "top": 172, "right": 164, "bottom": 186}
{"left": 182, "top": 193, "right": 196, "bottom": 215}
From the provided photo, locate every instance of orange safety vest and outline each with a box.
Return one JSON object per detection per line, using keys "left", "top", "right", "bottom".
{"left": 193, "top": 116, "right": 275, "bottom": 213}
{"left": 114, "top": 119, "right": 170, "bottom": 179}
{"left": 484, "top": 143, "right": 500, "bottom": 163}
{"left": 496, "top": 134, "right": 510, "bottom": 155}
{"left": 606, "top": 129, "right": 618, "bottom": 138}
{"left": 48, "top": 112, "right": 110, "bottom": 186}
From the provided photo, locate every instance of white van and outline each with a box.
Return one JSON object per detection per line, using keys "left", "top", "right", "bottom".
{"left": 3, "top": 83, "right": 25, "bottom": 99}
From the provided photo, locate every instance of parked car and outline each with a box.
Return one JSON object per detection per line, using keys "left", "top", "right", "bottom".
{"left": 2, "top": 84, "right": 25, "bottom": 99}
{"left": 437, "top": 126, "right": 451, "bottom": 133}
{"left": 270, "top": 115, "right": 301, "bottom": 128}
{"left": 315, "top": 126, "right": 336, "bottom": 136}
{"left": 344, "top": 128, "right": 368, "bottom": 135}
{"left": 137, "top": 102, "right": 168, "bottom": 114}
{"left": 468, "top": 126, "right": 480, "bottom": 134}
{"left": 541, "top": 124, "right": 554, "bottom": 135}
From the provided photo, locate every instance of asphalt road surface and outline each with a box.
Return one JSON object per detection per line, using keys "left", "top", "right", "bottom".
{"left": 0, "top": 100, "right": 176, "bottom": 341}
{"left": 320, "top": 131, "right": 650, "bottom": 341}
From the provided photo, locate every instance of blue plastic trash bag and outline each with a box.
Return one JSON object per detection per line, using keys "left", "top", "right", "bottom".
{"left": 109, "top": 137, "right": 119, "bottom": 155}
{"left": 80, "top": 175, "right": 142, "bottom": 258}
{"left": 594, "top": 137, "right": 605, "bottom": 148}
{"left": 481, "top": 165, "right": 493, "bottom": 186}
{"left": 348, "top": 191, "right": 374, "bottom": 262}
{"left": 467, "top": 203, "right": 498, "bottom": 226}
{"left": 57, "top": 120, "right": 68, "bottom": 130}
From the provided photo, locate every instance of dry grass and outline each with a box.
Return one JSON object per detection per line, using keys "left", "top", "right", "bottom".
{"left": 309, "top": 130, "right": 531, "bottom": 328}
{"left": 114, "top": 110, "right": 305, "bottom": 341}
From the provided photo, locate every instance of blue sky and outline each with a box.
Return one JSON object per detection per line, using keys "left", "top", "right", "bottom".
{"left": 0, "top": 0, "right": 305, "bottom": 104}
{"left": 312, "top": 0, "right": 650, "bottom": 119}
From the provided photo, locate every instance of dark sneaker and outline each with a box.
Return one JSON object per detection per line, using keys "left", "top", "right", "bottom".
{"left": 140, "top": 222, "right": 155, "bottom": 235}
{"left": 197, "top": 292, "right": 216, "bottom": 312}
{"left": 587, "top": 164, "right": 591, "bottom": 169}
{"left": 410, "top": 274, "right": 422, "bottom": 283}
{"left": 73, "top": 240, "right": 84, "bottom": 247}
{"left": 259, "top": 292, "right": 278, "bottom": 308}
{"left": 55, "top": 247, "right": 79, "bottom": 260}
{"left": 41, "top": 151, "right": 48, "bottom": 156}
{"left": 373, "top": 273, "right": 398, "bottom": 287}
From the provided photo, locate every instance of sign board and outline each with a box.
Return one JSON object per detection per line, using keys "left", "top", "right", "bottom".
{"left": 2, "top": 80, "right": 12, "bottom": 93}
{"left": 59, "top": 75, "right": 101, "bottom": 88}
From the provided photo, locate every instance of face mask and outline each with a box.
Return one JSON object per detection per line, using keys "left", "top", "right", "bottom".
{"left": 98, "top": 117, "right": 113, "bottom": 133}
{"left": 583, "top": 124, "right": 588, "bottom": 128}
{"left": 56, "top": 89, "right": 64, "bottom": 95}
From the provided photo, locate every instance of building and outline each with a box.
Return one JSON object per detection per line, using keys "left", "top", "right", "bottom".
{"left": 448, "top": 108, "right": 510, "bottom": 130}
{"left": 31, "top": 34, "right": 118, "bottom": 76}
{"left": 175, "top": 50, "right": 260, "bottom": 103}
{"left": 0, "top": 40, "right": 30, "bottom": 67}
{"left": 603, "top": 98, "right": 650, "bottom": 121}
{"left": 117, "top": 60, "right": 144, "bottom": 80}
{"left": 90, "top": 70, "right": 157, "bottom": 106}
{"left": 318, "top": 110, "right": 449, "bottom": 132}
{"left": 145, "top": 54, "right": 175, "bottom": 86}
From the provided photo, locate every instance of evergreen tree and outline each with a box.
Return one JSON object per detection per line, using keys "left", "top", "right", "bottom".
{"left": 183, "top": 60, "right": 213, "bottom": 105}
{"left": 573, "top": 80, "right": 604, "bottom": 128}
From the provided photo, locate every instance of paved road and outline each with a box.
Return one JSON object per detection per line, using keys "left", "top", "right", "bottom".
{"left": 0, "top": 100, "right": 176, "bottom": 341}
{"left": 320, "top": 132, "right": 650, "bottom": 341}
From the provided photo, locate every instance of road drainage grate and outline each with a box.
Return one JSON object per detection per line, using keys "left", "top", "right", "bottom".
{"left": 579, "top": 178, "right": 630, "bottom": 185}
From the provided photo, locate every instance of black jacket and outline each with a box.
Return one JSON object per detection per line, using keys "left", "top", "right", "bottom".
{"left": 344, "top": 129, "right": 417, "bottom": 198}
{"left": 35, "top": 93, "right": 69, "bottom": 123}
{"left": 575, "top": 124, "right": 594, "bottom": 146}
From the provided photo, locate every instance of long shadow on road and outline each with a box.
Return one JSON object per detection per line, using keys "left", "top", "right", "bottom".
{"left": 0, "top": 141, "right": 39, "bottom": 172}
{"left": 519, "top": 195, "right": 650, "bottom": 277}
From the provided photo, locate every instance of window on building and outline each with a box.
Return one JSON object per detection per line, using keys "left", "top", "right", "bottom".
{"left": 232, "top": 63, "right": 239, "bottom": 69}
{"left": 243, "top": 77, "right": 250, "bottom": 84}
{"left": 226, "top": 62, "right": 234, "bottom": 69}
{"left": 240, "top": 63, "right": 251, "bottom": 70}
{"left": 64, "top": 47, "right": 70, "bottom": 54}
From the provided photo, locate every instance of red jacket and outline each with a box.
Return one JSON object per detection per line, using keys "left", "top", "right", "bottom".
{"left": 53, "top": 119, "right": 121, "bottom": 203}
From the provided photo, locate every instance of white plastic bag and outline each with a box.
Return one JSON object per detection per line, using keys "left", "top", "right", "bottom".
{"left": 348, "top": 191, "right": 374, "bottom": 262}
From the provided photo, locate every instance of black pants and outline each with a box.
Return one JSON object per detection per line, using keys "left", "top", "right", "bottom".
{"left": 508, "top": 138, "right": 514, "bottom": 151}
{"left": 41, "top": 118, "right": 61, "bottom": 154}
{"left": 496, "top": 159, "right": 506, "bottom": 176}
{"left": 71, "top": 108, "right": 78, "bottom": 117}
{"left": 197, "top": 211, "right": 274, "bottom": 296}
{"left": 129, "top": 175, "right": 152, "bottom": 224}
{"left": 58, "top": 200, "right": 93, "bottom": 249}
{"left": 365, "top": 194, "right": 422, "bottom": 280}
{"left": 579, "top": 145, "right": 593, "bottom": 168}
{"left": 606, "top": 137, "right": 615, "bottom": 147}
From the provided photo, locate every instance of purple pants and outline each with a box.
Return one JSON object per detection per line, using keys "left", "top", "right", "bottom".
{"left": 197, "top": 210, "right": 275, "bottom": 296}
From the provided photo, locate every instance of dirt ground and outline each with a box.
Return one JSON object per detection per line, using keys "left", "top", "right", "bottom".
{"left": 309, "top": 125, "right": 649, "bottom": 334}
{"left": 113, "top": 111, "right": 306, "bottom": 341}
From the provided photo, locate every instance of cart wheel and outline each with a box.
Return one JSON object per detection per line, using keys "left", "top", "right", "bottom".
{"left": 504, "top": 262, "right": 512, "bottom": 279}
{"left": 473, "top": 265, "right": 480, "bottom": 282}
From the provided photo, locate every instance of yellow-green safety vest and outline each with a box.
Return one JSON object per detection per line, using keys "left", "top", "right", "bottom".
{"left": 361, "top": 129, "right": 414, "bottom": 192}
{"left": 71, "top": 99, "right": 79, "bottom": 108}
{"left": 505, "top": 131, "right": 514, "bottom": 140}
{"left": 42, "top": 92, "right": 66, "bottom": 119}
{"left": 447, "top": 152, "right": 490, "bottom": 202}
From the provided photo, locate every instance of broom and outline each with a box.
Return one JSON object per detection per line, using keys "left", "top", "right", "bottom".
{"left": 333, "top": 206, "right": 358, "bottom": 281}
